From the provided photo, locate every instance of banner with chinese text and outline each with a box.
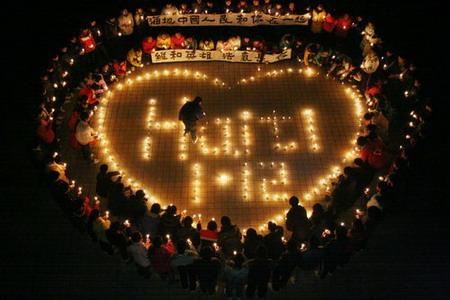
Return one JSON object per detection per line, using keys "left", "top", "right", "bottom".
{"left": 150, "top": 49, "right": 291, "bottom": 64}
{"left": 147, "top": 13, "right": 309, "bottom": 26}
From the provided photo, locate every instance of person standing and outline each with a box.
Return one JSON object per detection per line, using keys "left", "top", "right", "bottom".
{"left": 178, "top": 96, "right": 206, "bottom": 144}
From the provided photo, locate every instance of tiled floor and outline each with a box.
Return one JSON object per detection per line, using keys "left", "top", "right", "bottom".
{"left": 62, "top": 61, "right": 361, "bottom": 229}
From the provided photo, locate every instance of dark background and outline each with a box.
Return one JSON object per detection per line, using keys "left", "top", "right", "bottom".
{"left": 2, "top": 0, "right": 449, "bottom": 298}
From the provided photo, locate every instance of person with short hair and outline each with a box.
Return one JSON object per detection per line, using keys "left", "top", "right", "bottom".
{"left": 191, "top": 0, "right": 206, "bottom": 14}
{"left": 171, "top": 32, "right": 186, "bottom": 49}
{"left": 128, "top": 232, "right": 151, "bottom": 277}
{"left": 272, "top": 239, "right": 302, "bottom": 291}
{"left": 286, "top": 196, "right": 311, "bottom": 242}
{"left": 75, "top": 112, "right": 99, "bottom": 164}
{"left": 192, "top": 246, "right": 221, "bottom": 295}
{"left": 320, "top": 225, "right": 348, "bottom": 279}
{"left": 148, "top": 235, "right": 175, "bottom": 280}
{"left": 199, "top": 38, "right": 215, "bottom": 50}
{"left": 106, "top": 221, "right": 131, "bottom": 262}
{"left": 243, "top": 228, "right": 264, "bottom": 260}
{"left": 223, "top": 252, "right": 249, "bottom": 299}
{"left": 199, "top": 220, "right": 219, "bottom": 248}
{"left": 263, "top": 221, "right": 285, "bottom": 260}
{"left": 161, "top": 3, "right": 179, "bottom": 15}
{"left": 142, "top": 36, "right": 157, "bottom": 63}
{"left": 141, "top": 203, "right": 161, "bottom": 239}
{"left": 311, "top": 4, "right": 326, "bottom": 34}
{"left": 88, "top": 209, "right": 113, "bottom": 255}
{"left": 245, "top": 245, "right": 273, "bottom": 298}
{"left": 158, "top": 205, "right": 182, "bottom": 240}
{"left": 178, "top": 96, "right": 206, "bottom": 144}
{"left": 126, "top": 47, "right": 143, "bottom": 68}
{"left": 156, "top": 33, "right": 171, "bottom": 50}
{"left": 177, "top": 216, "right": 201, "bottom": 249}
{"left": 118, "top": 9, "right": 134, "bottom": 36}
{"left": 218, "top": 216, "right": 243, "bottom": 259}
{"left": 185, "top": 36, "right": 198, "bottom": 50}
{"left": 170, "top": 239, "right": 198, "bottom": 290}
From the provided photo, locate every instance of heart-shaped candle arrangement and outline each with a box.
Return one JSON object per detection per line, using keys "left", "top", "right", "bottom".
{"left": 72, "top": 62, "right": 364, "bottom": 229}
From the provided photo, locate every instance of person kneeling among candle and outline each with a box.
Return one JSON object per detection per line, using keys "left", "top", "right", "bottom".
{"left": 178, "top": 96, "right": 206, "bottom": 144}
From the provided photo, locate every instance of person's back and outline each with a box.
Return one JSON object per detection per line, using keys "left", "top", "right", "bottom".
{"left": 286, "top": 205, "right": 311, "bottom": 242}
{"left": 264, "top": 230, "right": 285, "bottom": 260}
{"left": 159, "top": 211, "right": 181, "bottom": 239}
{"left": 245, "top": 245, "right": 273, "bottom": 298}
{"left": 179, "top": 101, "right": 202, "bottom": 122}
{"left": 218, "top": 224, "right": 242, "bottom": 257}
{"left": 96, "top": 167, "right": 119, "bottom": 197}
{"left": 193, "top": 247, "right": 221, "bottom": 295}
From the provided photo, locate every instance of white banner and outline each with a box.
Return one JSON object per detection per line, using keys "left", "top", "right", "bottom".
{"left": 147, "top": 13, "right": 309, "bottom": 26}
{"left": 150, "top": 49, "right": 292, "bottom": 64}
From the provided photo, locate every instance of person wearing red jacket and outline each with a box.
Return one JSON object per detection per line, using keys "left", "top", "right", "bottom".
{"left": 37, "top": 117, "right": 55, "bottom": 145}
{"left": 357, "top": 136, "right": 393, "bottom": 170}
{"left": 323, "top": 12, "right": 337, "bottom": 34}
{"left": 79, "top": 28, "right": 97, "bottom": 53}
{"left": 334, "top": 14, "right": 352, "bottom": 38}
{"left": 142, "top": 36, "right": 157, "bottom": 53}
{"left": 148, "top": 236, "right": 175, "bottom": 279}
{"left": 171, "top": 32, "right": 186, "bottom": 49}
{"left": 113, "top": 61, "right": 127, "bottom": 78}
{"left": 78, "top": 84, "right": 98, "bottom": 107}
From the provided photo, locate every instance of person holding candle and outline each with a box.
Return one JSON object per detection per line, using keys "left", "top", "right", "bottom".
{"left": 319, "top": 225, "right": 348, "bottom": 279}
{"left": 158, "top": 204, "right": 182, "bottom": 240}
{"left": 156, "top": 33, "right": 171, "bottom": 50}
{"left": 299, "top": 236, "right": 324, "bottom": 276}
{"left": 179, "top": 3, "right": 192, "bottom": 14}
{"left": 322, "top": 10, "right": 337, "bottom": 34}
{"left": 271, "top": 238, "right": 302, "bottom": 291}
{"left": 191, "top": 0, "right": 206, "bottom": 14}
{"left": 249, "top": 0, "right": 262, "bottom": 13}
{"left": 192, "top": 246, "right": 221, "bottom": 295}
{"left": 141, "top": 36, "right": 157, "bottom": 63}
{"left": 142, "top": 203, "right": 162, "bottom": 240}
{"left": 72, "top": 196, "right": 100, "bottom": 233}
{"left": 75, "top": 112, "right": 99, "bottom": 164}
{"left": 310, "top": 4, "right": 326, "bottom": 34}
{"left": 133, "top": 8, "right": 147, "bottom": 41}
{"left": 112, "top": 60, "right": 127, "bottom": 78}
{"left": 177, "top": 216, "right": 201, "bottom": 249}
{"left": 199, "top": 38, "right": 215, "bottom": 51}
{"left": 184, "top": 36, "right": 198, "bottom": 50}
{"left": 205, "top": 1, "right": 219, "bottom": 14}
{"left": 128, "top": 232, "right": 151, "bottom": 278}
{"left": 161, "top": 3, "right": 179, "bottom": 15}
{"left": 170, "top": 239, "right": 198, "bottom": 290}
{"left": 223, "top": 252, "right": 249, "bottom": 299}
{"left": 126, "top": 47, "right": 143, "bottom": 68}
{"left": 263, "top": 221, "right": 285, "bottom": 260}
{"left": 222, "top": 0, "right": 236, "bottom": 13}
{"left": 286, "top": 196, "right": 311, "bottom": 243}
{"left": 218, "top": 216, "right": 243, "bottom": 260}
{"left": 334, "top": 13, "right": 352, "bottom": 38}
{"left": 106, "top": 221, "right": 132, "bottom": 263}
{"left": 262, "top": 0, "right": 273, "bottom": 14}
{"left": 87, "top": 209, "right": 113, "bottom": 255}
{"left": 108, "top": 182, "right": 132, "bottom": 217}
{"left": 148, "top": 235, "right": 175, "bottom": 280}
{"left": 170, "top": 32, "right": 186, "bottom": 49}
{"left": 199, "top": 220, "right": 219, "bottom": 249}
{"left": 237, "top": 0, "right": 250, "bottom": 13}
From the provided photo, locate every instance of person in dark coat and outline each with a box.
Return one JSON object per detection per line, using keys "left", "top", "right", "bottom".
{"left": 320, "top": 225, "right": 348, "bottom": 279}
{"left": 96, "top": 164, "right": 120, "bottom": 197}
{"left": 245, "top": 245, "right": 273, "bottom": 298}
{"left": 158, "top": 205, "right": 182, "bottom": 240}
{"left": 264, "top": 221, "right": 285, "bottom": 260}
{"left": 243, "top": 228, "right": 264, "bottom": 260}
{"left": 178, "top": 96, "right": 206, "bottom": 144}
{"left": 177, "top": 216, "right": 201, "bottom": 250}
{"left": 141, "top": 203, "right": 161, "bottom": 239}
{"left": 272, "top": 239, "right": 302, "bottom": 291}
{"left": 286, "top": 196, "right": 311, "bottom": 242}
{"left": 193, "top": 246, "right": 221, "bottom": 295}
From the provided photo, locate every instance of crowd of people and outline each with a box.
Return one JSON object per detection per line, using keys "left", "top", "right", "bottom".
{"left": 30, "top": 1, "right": 434, "bottom": 298}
